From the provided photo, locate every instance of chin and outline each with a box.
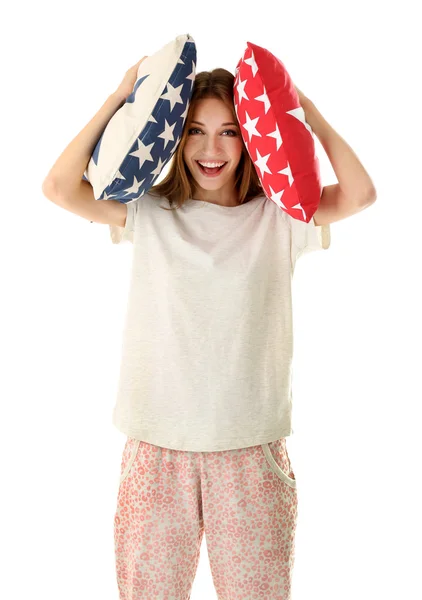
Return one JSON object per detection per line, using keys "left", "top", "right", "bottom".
{"left": 199, "top": 178, "right": 230, "bottom": 189}
{"left": 196, "top": 171, "right": 235, "bottom": 190}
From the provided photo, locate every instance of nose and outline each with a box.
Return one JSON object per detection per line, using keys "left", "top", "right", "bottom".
{"left": 201, "top": 134, "right": 223, "bottom": 157}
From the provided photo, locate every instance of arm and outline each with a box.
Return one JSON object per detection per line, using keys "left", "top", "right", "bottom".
{"left": 42, "top": 92, "right": 126, "bottom": 197}
{"left": 41, "top": 92, "right": 129, "bottom": 227}
{"left": 296, "top": 88, "right": 377, "bottom": 225}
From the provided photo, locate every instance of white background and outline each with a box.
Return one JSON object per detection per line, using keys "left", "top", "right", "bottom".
{"left": 2, "top": 0, "right": 421, "bottom": 598}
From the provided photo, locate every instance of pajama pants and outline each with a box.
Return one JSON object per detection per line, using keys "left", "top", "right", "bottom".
{"left": 114, "top": 436, "right": 298, "bottom": 600}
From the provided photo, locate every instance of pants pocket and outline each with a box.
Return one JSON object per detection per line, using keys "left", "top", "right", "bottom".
{"left": 119, "top": 437, "right": 141, "bottom": 485}
{"left": 261, "top": 438, "right": 297, "bottom": 489}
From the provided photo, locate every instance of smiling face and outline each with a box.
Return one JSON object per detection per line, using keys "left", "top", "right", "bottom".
{"left": 182, "top": 97, "right": 244, "bottom": 206}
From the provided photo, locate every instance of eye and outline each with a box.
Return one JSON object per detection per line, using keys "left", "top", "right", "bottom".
{"left": 187, "top": 128, "right": 238, "bottom": 136}
{"left": 222, "top": 129, "right": 238, "bottom": 136}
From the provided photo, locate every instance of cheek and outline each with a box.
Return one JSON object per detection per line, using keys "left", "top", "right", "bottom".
{"left": 233, "top": 138, "right": 244, "bottom": 156}
{"left": 232, "top": 142, "right": 244, "bottom": 164}
{"left": 182, "top": 144, "right": 191, "bottom": 163}
{"left": 182, "top": 139, "right": 196, "bottom": 159}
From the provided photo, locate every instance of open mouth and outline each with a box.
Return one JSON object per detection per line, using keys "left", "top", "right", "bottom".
{"left": 196, "top": 161, "right": 227, "bottom": 176}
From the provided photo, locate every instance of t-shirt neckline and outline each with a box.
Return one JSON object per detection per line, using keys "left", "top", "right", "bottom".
{"left": 183, "top": 194, "right": 265, "bottom": 211}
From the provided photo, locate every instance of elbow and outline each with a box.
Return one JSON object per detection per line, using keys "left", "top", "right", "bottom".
{"left": 42, "top": 178, "right": 57, "bottom": 197}
{"left": 362, "top": 186, "right": 377, "bottom": 206}
{"left": 42, "top": 179, "right": 66, "bottom": 204}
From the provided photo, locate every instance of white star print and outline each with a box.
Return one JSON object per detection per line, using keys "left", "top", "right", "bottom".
{"left": 235, "top": 76, "right": 249, "bottom": 105}
{"left": 151, "top": 156, "right": 166, "bottom": 177}
{"left": 180, "top": 103, "right": 189, "bottom": 121}
{"left": 255, "top": 86, "right": 271, "bottom": 114}
{"left": 242, "top": 111, "right": 262, "bottom": 143}
{"left": 290, "top": 202, "right": 307, "bottom": 221}
{"left": 160, "top": 82, "right": 185, "bottom": 112}
{"left": 129, "top": 139, "right": 155, "bottom": 169}
{"left": 170, "top": 136, "right": 181, "bottom": 155}
{"left": 254, "top": 148, "right": 272, "bottom": 179}
{"left": 286, "top": 106, "right": 313, "bottom": 135}
{"left": 267, "top": 123, "right": 283, "bottom": 151}
{"left": 122, "top": 176, "right": 146, "bottom": 196}
{"left": 268, "top": 185, "right": 287, "bottom": 209}
{"left": 185, "top": 61, "right": 196, "bottom": 88}
{"left": 244, "top": 51, "right": 258, "bottom": 77}
{"left": 278, "top": 162, "right": 294, "bottom": 186}
{"left": 158, "top": 119, "right": 176, "bottom": 150}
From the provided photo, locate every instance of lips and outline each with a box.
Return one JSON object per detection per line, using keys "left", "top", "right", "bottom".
{"left": 195, "top": 161, "right": 227, "bottom": 176}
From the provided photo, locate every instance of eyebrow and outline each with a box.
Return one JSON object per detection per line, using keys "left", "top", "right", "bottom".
{"left": 190, "top": 120, "right": 239, "bottom": 127}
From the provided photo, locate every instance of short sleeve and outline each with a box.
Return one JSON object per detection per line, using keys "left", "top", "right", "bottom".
{"left": 288, "top": 213, "right": 331, "bottom": 266}
{"left": 108, "top": 199, "right": 139, "bottom": 245}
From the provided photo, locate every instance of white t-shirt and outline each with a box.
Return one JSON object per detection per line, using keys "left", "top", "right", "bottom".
{"left": 108, "top": 192, "right": 331, "bottom": 451}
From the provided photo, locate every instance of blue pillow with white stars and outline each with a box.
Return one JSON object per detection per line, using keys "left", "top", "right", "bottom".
{"left": 82, "top": 33, "right": 197, "bottom": 203}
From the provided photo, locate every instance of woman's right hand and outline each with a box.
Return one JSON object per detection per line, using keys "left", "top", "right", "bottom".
{"left": 114, "top": 56, "right": 149, "bottom": 101}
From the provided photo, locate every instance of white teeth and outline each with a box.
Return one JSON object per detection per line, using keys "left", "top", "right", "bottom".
{"left": 197, "top": 161, "right": 226, "bottom": 168}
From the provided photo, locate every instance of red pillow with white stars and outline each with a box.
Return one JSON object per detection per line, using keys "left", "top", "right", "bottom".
{"left": 234, "top": 41, "right": 322, "bottom": 223}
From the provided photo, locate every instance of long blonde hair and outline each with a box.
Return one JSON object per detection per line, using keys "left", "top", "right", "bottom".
{"left": 149, "top": 68, "right": 263, "bottom": 210}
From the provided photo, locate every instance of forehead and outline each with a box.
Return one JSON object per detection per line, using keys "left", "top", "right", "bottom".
{"left": 190, "top": 97, "right": 233, "bottom": 122}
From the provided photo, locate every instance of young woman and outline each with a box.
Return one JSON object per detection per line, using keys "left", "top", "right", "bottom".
{"left": 43, "top": 63, "right": 376, "bottom": 600}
